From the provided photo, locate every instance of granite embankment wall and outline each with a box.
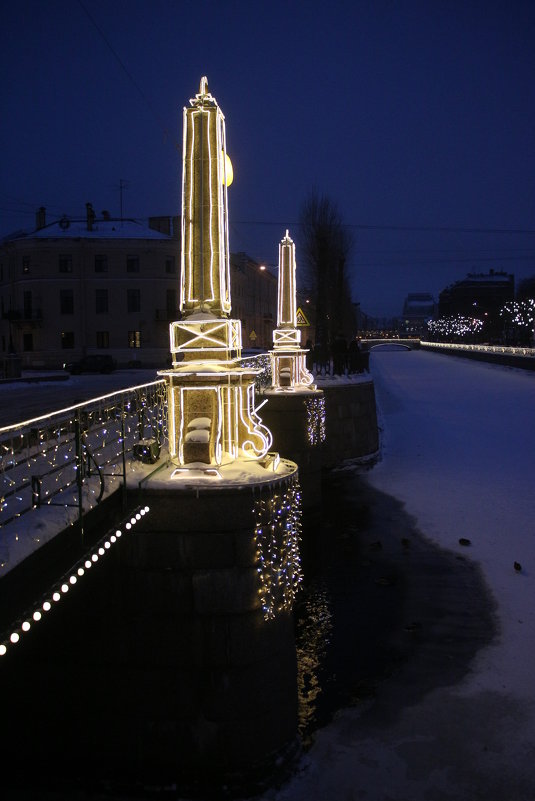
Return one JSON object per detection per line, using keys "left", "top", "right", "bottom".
{"left": 320, "top": 380, "right": 379, "bottom": 468}
{"left": 260, "top": 379, "right": 380, "bottom": 502}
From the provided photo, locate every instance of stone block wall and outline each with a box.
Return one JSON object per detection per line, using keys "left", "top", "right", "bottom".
{"left": 260, "top": 381, "right": 379, "bottom": 488}
{"left": 117, "top": 483, "right": 300, "bottom": 785}
{"left": 321, "top": 380, "right": 379, "bottom": 468}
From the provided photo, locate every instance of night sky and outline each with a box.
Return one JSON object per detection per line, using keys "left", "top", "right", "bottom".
{"left": 1, "top": 0, "right": 534, "bottom": 318}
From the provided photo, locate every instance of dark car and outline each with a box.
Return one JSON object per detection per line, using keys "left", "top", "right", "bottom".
{"left": 63, "top": 354, "right": 117, "bottom": 374}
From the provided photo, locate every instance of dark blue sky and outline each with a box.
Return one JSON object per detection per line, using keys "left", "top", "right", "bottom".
{"left": 1, "top": 0, "right": 534, "bottom": 317}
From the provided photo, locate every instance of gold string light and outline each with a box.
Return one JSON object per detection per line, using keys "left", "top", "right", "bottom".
{"left": 253, "top": 475, "right": 303, "bottom": 620}
{"left": 304, "top": 396, "right": 326, "bottom": 446}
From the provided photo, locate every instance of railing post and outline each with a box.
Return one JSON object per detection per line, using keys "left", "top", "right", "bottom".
{"left": 138, "top": 392, "right": 145, "bottom": 442}
{"left": 74, "top": 408, "right": 84, "bottom": 543}
{"left": 31, "top": 475, "right": 42, "bottom": 508}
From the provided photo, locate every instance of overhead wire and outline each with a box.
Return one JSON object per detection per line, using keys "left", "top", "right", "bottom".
{"left": 76, "top": 0, "right": 178, "bottom": 150}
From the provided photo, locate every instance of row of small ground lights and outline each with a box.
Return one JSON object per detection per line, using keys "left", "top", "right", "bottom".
{"left": 0, "top": 505, "right": 150, "bottom": 657}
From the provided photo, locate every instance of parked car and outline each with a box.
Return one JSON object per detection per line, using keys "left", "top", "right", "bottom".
{"left": 63, "top": 354, "right": 117, "bottom": 374}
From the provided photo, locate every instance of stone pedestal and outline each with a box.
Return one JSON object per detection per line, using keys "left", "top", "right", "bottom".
{"left": 119, "top": 467, "right": 301, "bottom": 787}
{"left": 259, "top": 391, "right": 324, "bottom": 510}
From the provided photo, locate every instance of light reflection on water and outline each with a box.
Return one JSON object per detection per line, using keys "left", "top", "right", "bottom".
{"left": 295, "top": 579, "right": 333, "bottom": 744}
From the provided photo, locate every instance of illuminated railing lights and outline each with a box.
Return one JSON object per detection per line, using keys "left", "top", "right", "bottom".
{"left": 421, "top": 341, "right": 535, "bottom": 358}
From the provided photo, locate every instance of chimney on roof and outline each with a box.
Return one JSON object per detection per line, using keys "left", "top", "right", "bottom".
{"left": 86, "top": 202, "right": 96, "bottom": 231}
{"left": 36, "top": 206, "right": 46, "bottom": 230}
{"left": 148, "top": 215, "right": 170, "bottom": 235}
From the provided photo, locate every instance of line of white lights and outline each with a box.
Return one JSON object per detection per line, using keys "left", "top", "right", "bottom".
{"left": 421, "top": 341, "right": 535, "bottom": 357}
{"left": 0, "top": 505, "right": 150, "bottom": 658}
{"left": 0, "top": 380, "right": 166, "bottom": 436}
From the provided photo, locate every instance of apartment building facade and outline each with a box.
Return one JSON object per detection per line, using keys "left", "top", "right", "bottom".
{"left": 0, "top": 206, "right": 277, "bottom": 369}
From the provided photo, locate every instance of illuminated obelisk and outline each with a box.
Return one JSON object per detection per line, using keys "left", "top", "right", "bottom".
{"left": 159, "top": 77, "right": 272, "bottom": 468}
{"left": 269, "top": 230, "right": 315, "bottom": 391}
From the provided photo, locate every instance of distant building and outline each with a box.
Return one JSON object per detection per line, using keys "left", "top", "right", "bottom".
{"left": 401, "top": 292, "right": 436, "bottom": 333}
{"left": 0, "top": 206, "right": 277, "bottom": 368}
{"left": 229, "top": 252, "right": 277, "bottom": 351}
{"left": 438, "top": 270, "right": 514, "bottom": 318}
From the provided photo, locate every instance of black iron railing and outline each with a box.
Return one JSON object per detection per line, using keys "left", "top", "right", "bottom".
{"left": 0, "top": 380, "right": 167, "bottom": 553}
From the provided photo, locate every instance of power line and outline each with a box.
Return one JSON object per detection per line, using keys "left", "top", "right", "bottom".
{"left": 232, "top": 220, "right": 535, "bottom": 235}
{"left": 76, "top": 0, "right": 176, "bottom": 149}
{"left": 352, "top": 255, "right": 535, "bottom": 268}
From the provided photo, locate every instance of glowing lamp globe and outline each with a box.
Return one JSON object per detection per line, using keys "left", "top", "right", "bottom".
{"left": 222, "top": 152, "right": 233, "bottom": 186}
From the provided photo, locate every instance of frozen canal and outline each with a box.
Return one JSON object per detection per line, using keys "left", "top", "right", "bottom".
{"left": 260, "top": 348, "right": 535, "bottom": 801}
{"left": 2, "top": 350, "right": 535, "bottom": 800}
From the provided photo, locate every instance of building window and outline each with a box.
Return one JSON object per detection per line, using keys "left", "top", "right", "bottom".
{"left": 166, "top": 288, "right": 177, "bottom": 317}
{"left": 127, "top": 288, "right": 140, "bottom": 313}
{"left": 95, "top": 255, "right": 108, "bottom": 273}
{"left": 61, "top": 331, "right": 74, "bottom": 349}
{"left": 126, "top": 255, "right": 139, "bottom": 273}
{"left": 1, "top": 335, "right": 5, "bottom": 352}
{"left": 23, "top": 291, "right": 32, "bottom": 318}
{"left": 22, "top": 256, "right": 30, "bottom": 274}
{"left": 165, "top": 256, "right": 175, "bottom": 274}
{"left": 59, "top": 254, "right": 72, "bottom": 273}
{"left": 95, "top": 288, "right": 108, "bottom": 314}
{"left": 60, "top": 289, "right": 74, "bottom": 315}
{"left": 23, "top": 332, "right": 33, "bottom": 351}
{"left": 96, "top": 331, "right": 110, "bottom": 348}
{"left": 128, "top": 330, "right": 141, "bottom": 348}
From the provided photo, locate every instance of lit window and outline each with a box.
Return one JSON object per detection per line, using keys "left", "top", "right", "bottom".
{"left": 128, "top": 330, "right": 141, "bottom": 348}
{"left": 126, "top": 255, "right": 139, "bottom": 273}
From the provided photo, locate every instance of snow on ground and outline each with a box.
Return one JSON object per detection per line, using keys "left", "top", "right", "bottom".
{"left": 368, "top": 350, "right": 535, "bottom": 699}
{"left": 255, "top": 349, "right": 535, "bottom": 801}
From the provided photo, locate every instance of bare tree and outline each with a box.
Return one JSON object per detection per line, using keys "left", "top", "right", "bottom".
{"left": 298, "top": 189, "right": 355, "bottom": 354}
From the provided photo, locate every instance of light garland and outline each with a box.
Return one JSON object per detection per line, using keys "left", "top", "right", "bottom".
{"left": 304, "top": 396, "right": 326, "bottom": 446}
{"left": 420, "top": 340, "right": 535, "bottom": 357}
{"left": 0, "top": 506, "right": 150, "bottom": 658}
{"left": 500, "top": 299, "right": 535, "bottom": 329}
{"left": 0, "top": 382, "right": 167, "bottom": 555}
{"left": 238, "top": 353, "right": 272, "bottom": 390}
{"left": 426, "top": 315, "right": 483, "bottom": 341}
{"left": 253, "top": 475, "right": 303, "bottom": 620}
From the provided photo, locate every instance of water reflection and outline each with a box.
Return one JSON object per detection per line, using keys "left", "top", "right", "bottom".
{"left": 295, "top": 579, "right": 333, "bottom": 744}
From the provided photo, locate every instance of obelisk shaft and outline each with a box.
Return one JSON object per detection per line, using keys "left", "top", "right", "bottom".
{"left": 180, "top": 77, "right": 231, "bottom": 317}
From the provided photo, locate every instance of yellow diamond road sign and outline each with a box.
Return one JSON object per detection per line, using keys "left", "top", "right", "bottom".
{"left": 249, "top": 330, "right": 257, "bottom": 341}
{"left": 296, "top": 307, "right": 310, "bottom": 326}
